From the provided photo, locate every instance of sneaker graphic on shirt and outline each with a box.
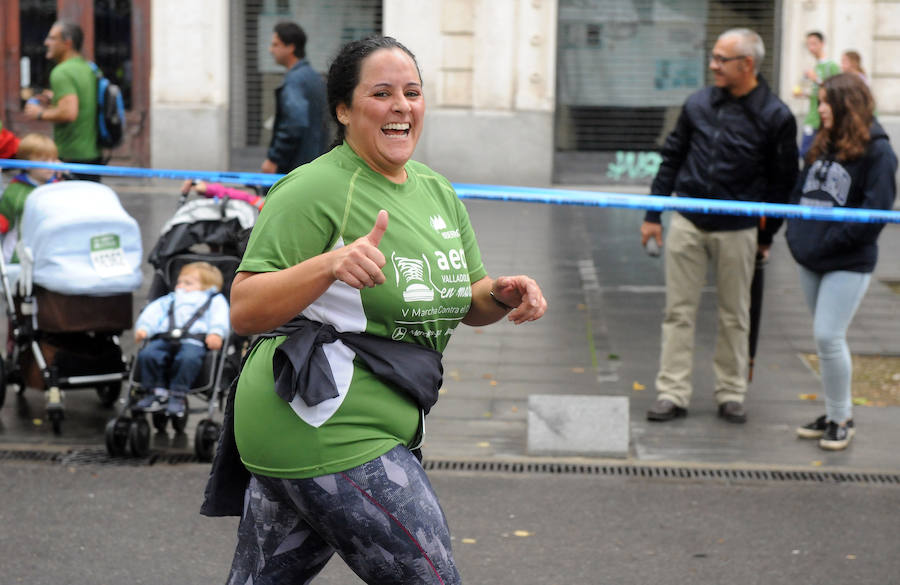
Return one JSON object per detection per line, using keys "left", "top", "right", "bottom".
{"left": 392, "top": 252, "right": 436, "bottom": 303}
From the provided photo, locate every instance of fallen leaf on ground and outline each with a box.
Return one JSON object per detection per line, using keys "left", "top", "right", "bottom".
{"left": 513, "top": 530, "right": 533, "bottom": 537}
{"left": 461, "top": 538, "right": 477, "bottom": 544}
{"left": 476, "top": 441, "right": 490, "bottom": 448}
{"left": 633, "top": 381, "right": 646, "bottom": 391}
{"left": 798, "top": 393, "right": 818, "bottom": 400}
{"left": 489, "top": 380, "right": 498, "bottom": 386}
{"left": 852, "top": 397, "right": 870, "bottom": 406}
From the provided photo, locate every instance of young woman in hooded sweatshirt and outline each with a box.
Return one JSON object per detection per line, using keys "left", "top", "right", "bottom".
{"left": 786, "top": 73, "right": 898, "bottom": 451}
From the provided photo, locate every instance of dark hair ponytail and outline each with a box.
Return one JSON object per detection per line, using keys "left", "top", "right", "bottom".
{"left": 327, "top": 36, "right": 421, "bottom": 148}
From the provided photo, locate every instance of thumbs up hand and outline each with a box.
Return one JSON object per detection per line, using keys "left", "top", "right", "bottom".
{"left": 331, "top": 210, "right": 389, "bottom": 289}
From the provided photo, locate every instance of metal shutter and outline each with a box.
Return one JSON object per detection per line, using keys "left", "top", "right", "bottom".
{"left": 554, "top": 0, "right": 778, "bottom": 185}
{"left": 232, "top": 0, "right": 383, "bottom": 149}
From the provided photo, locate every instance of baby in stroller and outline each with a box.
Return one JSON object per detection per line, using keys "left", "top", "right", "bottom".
{"left": 133, "top": 261, "right": 229, "bottom": 418}
{"left": 106, "top": 187, "right": 255, "bottom": 459}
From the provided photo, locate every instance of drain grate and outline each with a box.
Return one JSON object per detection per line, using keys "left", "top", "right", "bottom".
{"left": 2, "top": 449, "right": 899, "bottom": 485}
{"left": 421, "top": 459, "right": 900, "bottom": 485}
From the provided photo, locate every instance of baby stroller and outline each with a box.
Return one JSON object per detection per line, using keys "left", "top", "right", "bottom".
{"left": 0, "top": 181, "right": 143, "bottom": 434}
{"left": 105, "top": 189, "right": 258, "bottom": 460}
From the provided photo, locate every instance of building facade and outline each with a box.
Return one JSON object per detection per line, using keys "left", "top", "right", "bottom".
{"left": 2, "top": 0, "right": 897, "bottom": 186}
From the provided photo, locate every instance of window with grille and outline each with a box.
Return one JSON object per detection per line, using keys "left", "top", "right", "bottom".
{"left": 18, "top": 0, "right": 56, "bottom": 104}
{"left": 232, "top": 0, "right": 383, "bottom": 149}
{"left": 554, "top": 0, "right": 778, "bottom": 184}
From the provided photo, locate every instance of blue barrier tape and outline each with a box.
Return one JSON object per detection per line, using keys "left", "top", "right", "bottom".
{"left": 452, "top": 183, "right": 900, "bottom": 224}
{"left": 3, "top": 158, "right": 899, "bottom": 224}
{"left": 0, "top": 158, "right": 282, "bottom": 186}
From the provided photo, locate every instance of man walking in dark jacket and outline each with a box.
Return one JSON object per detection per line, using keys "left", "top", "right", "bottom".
{"left": 261, "top": 22, "right": 327, "bottom": 175}
{"left": 640, "top": 28, "right": 798, "bottom": 424}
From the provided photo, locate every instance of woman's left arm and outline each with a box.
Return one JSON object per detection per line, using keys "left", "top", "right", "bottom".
{"left": 832, "top": 144, "right": 898, "bottom": 249}
{"left": 463, "top": 275, "right": 547, "bottom": 327}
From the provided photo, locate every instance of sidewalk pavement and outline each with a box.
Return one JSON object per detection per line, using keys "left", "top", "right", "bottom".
{"left": 3, "top": 178, "right": 900, "bottom": 472}
{"left": 426, "top": 196, "right": 900, "bottom": 471}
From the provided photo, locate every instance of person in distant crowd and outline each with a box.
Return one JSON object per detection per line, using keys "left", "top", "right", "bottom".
{"left": 0, "top": 119, "right": 22, "bottom": 192}
{"left": 0, "top": 133, "right": 61, "bottom": 262}
{"left": 792, "top": 31, "right": 841, "bottom": 158}
{"left": 23, "top": 21, "right": 101, "bottom": 182}
{"left": 640, "top": 28, "right": 798, "bottom": 424}
{"left": 133, "top": 262, "right": 230, "bottom": 419}
{"left": 0, "top": 119, "right": 21, "bottom": 160}
{"left": 261, "top": 21, "right": 328, "bottom": 176}
{"left": 787, "top": 73, "right": 897, "bottom": 451}
{"left": 840, "top": 50, "right": 869, "bottom": 85}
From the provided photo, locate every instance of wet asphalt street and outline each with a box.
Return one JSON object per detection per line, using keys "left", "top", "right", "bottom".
{"left": 2, "top": 459, "right": 898, "bottom": 585}
{"left": 1, "top": 177, "right": 900, "bottom": 583}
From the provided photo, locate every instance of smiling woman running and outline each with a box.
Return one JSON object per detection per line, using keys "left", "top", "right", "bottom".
{"left": 221, "top": 36, "right": 547, "bottom": 584}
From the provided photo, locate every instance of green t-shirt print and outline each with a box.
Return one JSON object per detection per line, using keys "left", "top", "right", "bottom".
{"left": 50, "top": 56, "right": 98, "bottom": 160}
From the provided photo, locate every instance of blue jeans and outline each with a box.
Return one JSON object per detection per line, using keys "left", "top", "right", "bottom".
{"left": 798, "top": 267, "right": 871, "bottom": 423}
{"left": 136, "top": 338, "right": 206, "bottom": 394}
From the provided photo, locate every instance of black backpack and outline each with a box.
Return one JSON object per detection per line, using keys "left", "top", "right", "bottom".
{"left": 90, "top": 62, "right": 125, "bottom": 149}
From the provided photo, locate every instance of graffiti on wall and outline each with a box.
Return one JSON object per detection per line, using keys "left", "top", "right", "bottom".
{"left": 606, "top": 151, "right": 662, "bottom": 181}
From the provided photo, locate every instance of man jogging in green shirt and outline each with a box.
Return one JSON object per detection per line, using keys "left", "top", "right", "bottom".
{"left": 24, "top": 21, "right": 101, "bottom": 182}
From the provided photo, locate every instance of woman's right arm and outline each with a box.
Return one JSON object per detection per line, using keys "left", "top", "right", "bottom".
{"left": 230, "top": 210, "right": 389, "bottom": 335}
{"left": 230, "top": 256, "right": 338, "bottom": 335}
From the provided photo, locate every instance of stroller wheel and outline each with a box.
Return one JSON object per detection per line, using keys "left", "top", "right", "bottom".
{"left": 152, "top": 411, "right": 168, "bottom": 433}
{"left": 171, "top": 410, "right": 188, "bottom": 434}
{"left": 128, "top": 418, "right": 151, "bottom": 457}
{"left": 49, "top": 410, "right": 63, "bottom": 435}
{"left": 96, "top": 383, "right": 122, "bottom": 408}
{"left": 194, "top": 419, "right": 220, "bottom": 462}
{"left": 105, "top": 417, "right": 131, "bottom": 457}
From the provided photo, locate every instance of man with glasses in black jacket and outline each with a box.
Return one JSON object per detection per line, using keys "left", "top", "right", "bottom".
{"left": 640, "top": 28, "right": 798, "bottom": 425}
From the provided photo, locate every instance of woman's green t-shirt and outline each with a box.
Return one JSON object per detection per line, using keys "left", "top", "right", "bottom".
{"left": 235, "top": 143, "right": 487, "bottom": 478}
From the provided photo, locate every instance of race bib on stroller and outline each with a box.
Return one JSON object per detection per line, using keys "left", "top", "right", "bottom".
{"left": 90, "top": 233, "right": 132, "bottom": 278}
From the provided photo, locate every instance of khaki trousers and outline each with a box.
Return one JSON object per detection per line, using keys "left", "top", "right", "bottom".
{"left": 655, "top": 213, "right": 757, "bottom": 407}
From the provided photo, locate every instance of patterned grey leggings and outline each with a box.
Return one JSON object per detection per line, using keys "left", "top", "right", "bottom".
{"left": 225, "top": 445, "right": 461, "bottom": 584}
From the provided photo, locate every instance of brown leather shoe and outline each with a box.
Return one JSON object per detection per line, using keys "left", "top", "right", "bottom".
{"left": 717, "top": 401, "right": 747, "bottom": 424}
{"left": 647, "top": 399, "right": 687, "bottom": 422}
